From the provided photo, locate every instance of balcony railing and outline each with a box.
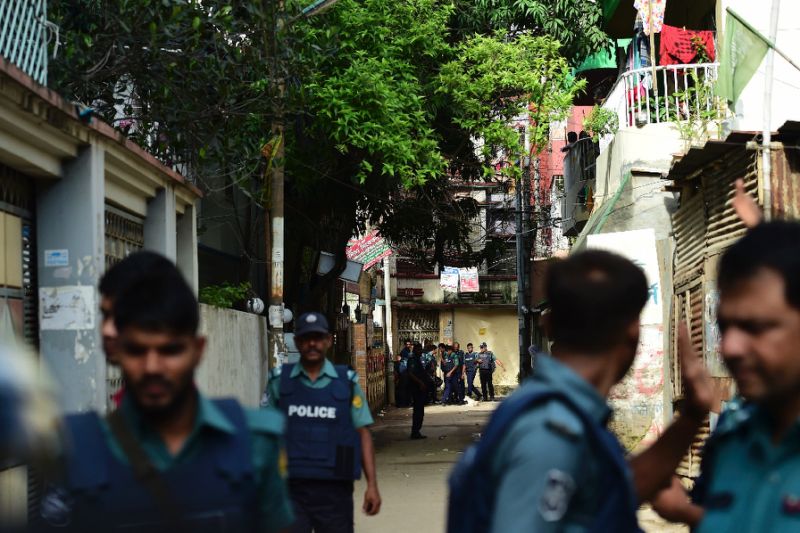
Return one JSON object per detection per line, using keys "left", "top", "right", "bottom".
{"left": 0, "top": 0, "right": 49, "bottom": 84}
{"left": 607, "top": 63, "right": 721, "bottom": 130}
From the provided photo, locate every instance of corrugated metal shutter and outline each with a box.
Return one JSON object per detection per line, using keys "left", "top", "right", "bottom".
{"left": 671, "top": 279, "right": 703, "bottom": 400}
{"left": 703, "top": 149, "right": 757, "bottom": 252}
{"left": 677, "top": 415, "right": 711, "bottom": 480}
{"left": 770, "top": 146, "right": 800, "bottom": 220}
{"left": 672, "top": 190, "right": 705, "bottom": 284}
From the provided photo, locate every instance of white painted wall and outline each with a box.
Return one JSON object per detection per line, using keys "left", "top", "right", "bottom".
{"left": 196, "top": 304, "right": 268, "bottom": 407}
{"left": 723, "top": 0, "right": 800, "bottom": 133}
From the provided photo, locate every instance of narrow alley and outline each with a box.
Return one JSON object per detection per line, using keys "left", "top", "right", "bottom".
{"left": 356, "top": 402, "right": 687, "bottom": 533}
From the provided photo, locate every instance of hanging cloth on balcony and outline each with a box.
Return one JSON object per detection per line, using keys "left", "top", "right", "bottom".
{"left": 633, "top": 0, "right": 667, "bottom": 36}
{"left": 659, "top": 25, "right": 716, "bottom": 66}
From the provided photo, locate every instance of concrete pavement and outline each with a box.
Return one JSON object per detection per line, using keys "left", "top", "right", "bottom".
{"left": 355, "top": 400, "right": 687, "bottom": 533}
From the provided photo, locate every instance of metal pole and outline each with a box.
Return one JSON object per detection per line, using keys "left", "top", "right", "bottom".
{"left": 383, "top": 256, "right": 395, "bottom": 405}
{"left": 762, "top": 0, "right": 781, "bottom": 221}
{"left": 269, "top": 0, "right": 287, "bottom": 359}
{"left": 515, "top": 169, "right": 527, "bottom": 383}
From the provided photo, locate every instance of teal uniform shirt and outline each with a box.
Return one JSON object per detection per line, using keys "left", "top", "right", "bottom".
{"left": 695, "top": 401, "right": 800, "bottom": 533}
{"left": 80, "top": 392, "right": 294, "bottom": 533}
{"left": 488, "top": 355, "right": 630, "bottom": 533}
{"left": 264, "top": 358, "right": 374, "bottom": 428}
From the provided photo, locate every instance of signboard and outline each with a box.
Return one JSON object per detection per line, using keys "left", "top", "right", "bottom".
{"left": 346, "top": 231, "right": 392, "bottom": 271}
{"left": 440, "top": 266, "right": 459, "bottom": 292}
{"left": 44, "top": 249, "right": 69, "bottom": 267}
{"left": 458, "top": 267, "right": 479, "bottom": 293}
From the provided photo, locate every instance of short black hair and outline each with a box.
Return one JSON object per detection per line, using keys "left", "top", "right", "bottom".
{"left": 114, "top": 270, "right": 199, "bottom": 336}
{"left": 718, "top": 221, "right": 800, "bottom": 309}
{"left": 100, "top": 251, "right": 178, "bottom": 299}
{"left": 546, "top": 250, "right": 648, "bottom": 352}
{"left": 438, "top": 343, "right": 446, "bottom": 349}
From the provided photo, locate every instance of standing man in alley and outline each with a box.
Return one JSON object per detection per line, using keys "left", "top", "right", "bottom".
{"left": 477, "top": 342, "right": 504, "bottom": 401}
{"left": 453, "top": 342, "right": 467, "bottom": 405}
{"left": 265, "top": 312, "right": 381, "bottom": 532}
{"left": 407, "top": 343, "right": 430, "bottom": 439}
{"left": 440, "top": 344, "right": 458, "bottom": 405}
{"left": 463, "top": 343, "right": 482, "bottom": 400}
{"left": 41, "top": 267, "right": 295, "bottom": 532}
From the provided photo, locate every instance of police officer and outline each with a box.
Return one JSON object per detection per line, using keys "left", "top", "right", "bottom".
{"left": 407, "top": 343, "right": 430, "bottom": 439}
{"left": 452, "top": 342, "right": 467, "bottom": 404}
{"left": 265, "top": 312, "right": 381, "bottom": 532}
{"left": 652, "top": 222, "right": 800, "bottom": 532}
{"left": 463, "top": 343, "right": 482, "bottom": 400}
{"left": 479, "top": 250, "right": 710, "bottom": 532}
{"left": 440, "top": 344, "right": 459, "bottom": 406}
{"left": 395, "top": 340, "right": 413, "bottom": 407}
{"left": 477, "top": 342, "right": 504, "bottom": 401}
{"left": 41, "top": 267, "right": 294, "bottom": 532}
{"left": 421, "top": 344, "right": 439, "bottom": 404}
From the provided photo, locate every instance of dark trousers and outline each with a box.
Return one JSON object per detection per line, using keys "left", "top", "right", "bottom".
{"left": 441, "top": 373, "right": 456, "bottom": 404}
{"left": 411, "top": 385, "right": 426, "bottom": 435}
{"left": 396, "top": 372, "right": 411, "bottom": 407}
{"left": 457, "top": 374, "right": 466, "bottom": 401}
{"left": 426, "top": 370, "right": 437, "bottom": 403}
{"left": 466, "top": 368, "right": 481, "bottom": 399}
{"left": 479, "top": 368, "right": 495, "bottom": 399}
{"left": 289, "top": 479, "right": 355, "bottom": 533}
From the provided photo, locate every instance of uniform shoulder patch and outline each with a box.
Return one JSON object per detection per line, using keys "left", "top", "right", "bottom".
{"left": 347, "top": 368, "right": 360, "bottom": 383}
{"left": 538, "top": 469, "right": 576, "bottom": 522}
{"left": 543, "top": 402, "right": 584, "bottom": 441}
{"left": 246, "top": 406, "right": 286, "bottom": 436}
{"left": 269, "top": 366, "right": 283, "bottom": 379}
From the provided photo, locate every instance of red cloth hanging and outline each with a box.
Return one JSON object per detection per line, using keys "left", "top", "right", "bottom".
{"left": 659, "top": 24, "right": 716, "bottom": 66}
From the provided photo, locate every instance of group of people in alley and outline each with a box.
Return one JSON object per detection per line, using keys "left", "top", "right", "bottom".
{"left": 4, "top": 185, "right": 800, "bottom": 532}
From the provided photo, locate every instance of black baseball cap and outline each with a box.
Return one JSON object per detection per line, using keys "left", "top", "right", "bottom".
{"left": 480, "top": 342, "right": 487, "bottom": 348}
{"left": 295, "top": 312, "right": 330, "bottom": 337}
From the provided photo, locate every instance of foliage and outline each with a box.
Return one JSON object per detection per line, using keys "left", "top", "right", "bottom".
{"left": 440, "top": 33, "right": 584, "bottom": 179}
{"left": 453, "top": 0, "right": 609, "bottom": 65}
{"left": 670, "top": 70, "right": 728, "bottom": 149}
{"left": 583, "top": 105, "right": 619, "bottom": 141}
{"left": 199, "top": 282, "right": 252, "bottom": 309}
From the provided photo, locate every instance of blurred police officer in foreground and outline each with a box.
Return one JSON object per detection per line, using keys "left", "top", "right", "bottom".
{"left": 41, "top": 265, "right": 294, "bottom": 532}
{"left": 448, "top": 250, "right": 711, "bottom": 532}
{"left": 265, "top": 312, "right": 381, "bottom": 532}
{"left": 653, "top": 222, "right": 800, "bottom": 532}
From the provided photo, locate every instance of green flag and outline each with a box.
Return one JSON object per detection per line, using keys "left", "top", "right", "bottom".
{"left": 717, "top": 9, "right": 770, "bottom": 103}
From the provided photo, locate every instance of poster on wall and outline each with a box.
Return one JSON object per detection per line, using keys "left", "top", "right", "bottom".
{"left": 587, "top": 228, "right": 663, "bottom": 325}
{"left": 458, "top": 267, "right": 479, "bottom": 293}
{"left": 440, "top": 266, "right": 459, "bottom": 292}
{"left": 39, "top": 286, "right": 95, "bottom": 330}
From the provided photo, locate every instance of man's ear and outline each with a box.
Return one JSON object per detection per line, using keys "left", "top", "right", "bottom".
{"left": 193, "top": 336, "right": 207, "bottom": 365}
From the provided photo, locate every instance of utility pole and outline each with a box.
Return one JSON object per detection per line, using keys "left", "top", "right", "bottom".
{"left": 383, "top": 256, "right": 395, "bottom": 405}
{"left": 515, "top": 160, "right": 530, "bottom": 383}
{"left": 762, "top": 0, "right": 781, "bottom": 221}
{"left": 268, "top": 0, "right": 287, "bottom": 360}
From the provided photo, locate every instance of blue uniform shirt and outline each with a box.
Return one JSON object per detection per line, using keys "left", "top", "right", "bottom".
{"left": 489, "top": 355, "right": 631, "bottom": 532}
{"left": 695, "top": 401, "right": 800, "bottom": 533}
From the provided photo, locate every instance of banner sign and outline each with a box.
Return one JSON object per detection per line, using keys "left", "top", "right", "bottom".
{"left": 440, "top": 266, "right": 459, "bottom": 292}
{"left": 458, "top": 267, "right": 479, "bottom": 293}
{"left": 346, "top": 231, "right": 393, "bottom": 271}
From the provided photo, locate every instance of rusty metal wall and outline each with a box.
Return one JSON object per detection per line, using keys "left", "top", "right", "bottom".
{"left": 771, "top": 146, "right": 800, "bottom": 220}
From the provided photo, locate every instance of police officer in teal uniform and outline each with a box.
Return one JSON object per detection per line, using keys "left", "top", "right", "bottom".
{"left": 440, "top": 344, "right": 458, "bottom": 405}
{"left": 481, "top": 251, "right": 710, "bottom": 532}
{"left": 652, "top": 222, "right": 800, "bottom": 532}
{"left": 264, "top": 312, "right": 381, "bottom": 532}
{"left": 463, "top": 343, "right": 481, "bottom": 400}
{"left": 453, "top": 342, "right": 467, "bottom": 404}
{"left": 40, "top": 265, "right": 294, "bottom": 532}
{"left": 421, "top": 344, "right": 439, "bottom": 404}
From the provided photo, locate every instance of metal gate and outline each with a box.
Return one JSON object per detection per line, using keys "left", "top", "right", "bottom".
{"left": 104, "top": 205, "right": 145, "bottom": 408}
{"left": 397, "top": 310, "right": 440, "bottom": 344}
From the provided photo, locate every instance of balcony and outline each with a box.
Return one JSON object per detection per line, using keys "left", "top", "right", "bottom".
{"left": 0, "top": 0, "right": 50, "bottom": 84}
{"left": 607, "top": 63, "right": 720, "bottom": 130}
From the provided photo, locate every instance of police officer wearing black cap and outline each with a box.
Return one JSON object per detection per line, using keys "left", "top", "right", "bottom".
{"left": 264, "top": 312, "right": 381, "bottom": 532}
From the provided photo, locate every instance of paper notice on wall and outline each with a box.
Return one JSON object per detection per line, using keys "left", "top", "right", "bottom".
{"left": 440, "top": 266, "right": 459, "bottom": 292}
{"left": 458, "top": 267, "right": 479, "bottom": 293}
{"left": 39, "top": 286, "right": 95, "bottom": 330}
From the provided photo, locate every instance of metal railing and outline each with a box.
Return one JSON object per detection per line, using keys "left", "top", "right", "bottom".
{"left": 0, "top": 0, "right": 49, "bottom": 84}
{"left": 620, "top": 63, "right": 720, "bottom": 128}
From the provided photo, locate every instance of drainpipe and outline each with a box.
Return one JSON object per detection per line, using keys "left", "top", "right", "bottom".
{"left": 762, "top": 0, "right": 781, "bottom": 221}
{"left": 383, "top": 256, "right": 395, "bottom": 405}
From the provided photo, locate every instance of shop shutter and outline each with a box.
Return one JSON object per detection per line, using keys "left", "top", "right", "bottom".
{"left": 703, "top": 149, "right": 758, "bottom": 252}
{"left": 672, "top": 190, "right": 705, "bottom": 285}
{"left": 770, "top": 146, "right": 800, "bottom": 220}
